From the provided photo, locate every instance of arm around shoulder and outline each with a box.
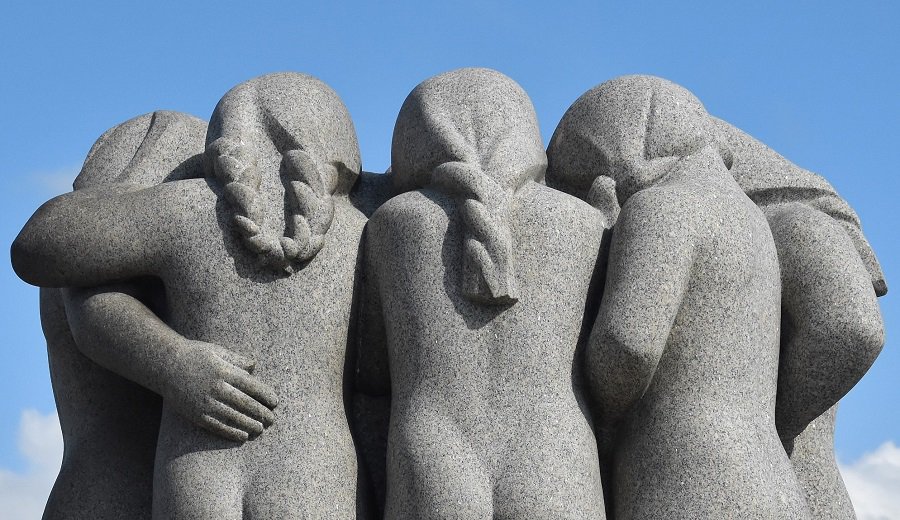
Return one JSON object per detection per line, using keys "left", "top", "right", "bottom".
{"left": 12, "top": 184, "right": 178, "bottom": 288}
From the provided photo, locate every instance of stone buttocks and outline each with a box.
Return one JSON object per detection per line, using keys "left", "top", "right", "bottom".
{"left": 10, "top": 68, "right": 885, "bottom": 520}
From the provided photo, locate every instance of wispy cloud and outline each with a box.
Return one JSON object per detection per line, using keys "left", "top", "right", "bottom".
{"left": 31, "top": 167, "right": 79, "bottom": 196}
{"left": 841, "top": 441, "right": 900, "bottom": 520}
{"left": 0, "top": 410, "right": 62, "bottom": 520}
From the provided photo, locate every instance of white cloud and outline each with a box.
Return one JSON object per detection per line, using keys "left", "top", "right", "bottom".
{"left": 841, "top": 441, "right": 900, "bottom": 520}
{"left": 0, "top": 410, "right": 62, "bottom": 520}
{"left": 31, "top": 167, "right": 79, "bottom": 196}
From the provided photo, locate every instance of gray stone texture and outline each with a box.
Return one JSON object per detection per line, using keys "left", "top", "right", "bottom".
{"left": 716, "top": 118, "right": 885, "bottom": 519}
{"left": 358, "top": 68, "right": 607, "bottom": 519}
{"left": 789, "top": 405, "right": 856, "bottom": 519}
{"left": 716, "top": 118, "right": 885, "bottom": 442}
{"left": 40, "top": 111, "right": 206, "bottom": 520}
{"left": 10, "top": 68, "right": 888, "bottom": 520}
{"left": 548, "top": 75, "right": 810, "bottom": 519}
{"left": 14, "top": 73, "right": 372, "bottom": 519}
{"left": 714, "top": 117, "right": 887, "bottom": 298}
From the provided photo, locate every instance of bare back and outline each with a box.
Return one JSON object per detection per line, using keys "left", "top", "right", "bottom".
{"left": 49, "top": 178, "right": 369, "bottom": 518}
{"left": 366, "top": 182, "right": 607, "bottom": 519}
{"left": 599, "top": 150, "right": 809, "bottom": 519}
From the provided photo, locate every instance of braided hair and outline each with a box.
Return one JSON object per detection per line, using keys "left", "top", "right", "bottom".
{"left": 548, "top": 75, "right": 727, "bottom": 212}
{"left": 392, "top": 68, "right": 547, "bottom": 305}
{"left": 205, "top": 73, "right": 361, "bottom": 273}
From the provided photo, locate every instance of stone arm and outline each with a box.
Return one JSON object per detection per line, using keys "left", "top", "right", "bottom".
{"left": 767, "top": 203, "right": 884, "bottom": 442}
{"left": 587, "top": 190, "right": 695, "bottom": 428}
{"left": 11, "top": 184, "right": 177, "bottom": 288}
{"left": 12, "top": 181, "right": 280, "bottom": 442}
{"left": 63, "top": 283, "right": 279, "bottom": 443}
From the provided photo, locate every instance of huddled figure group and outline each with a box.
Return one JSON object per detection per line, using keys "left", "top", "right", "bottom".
{"left": 12, "top": 68, "right": 886, "bottom": 520}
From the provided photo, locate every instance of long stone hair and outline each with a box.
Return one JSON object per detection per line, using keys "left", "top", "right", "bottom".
{"left": 391, "top": 68, "right": 547, "bottom": 305}
{"left": 205, "top": 72, "right": 361, "bottom": 273}
{"left": 547, "top": 74, "right": 731, "bottom": 216}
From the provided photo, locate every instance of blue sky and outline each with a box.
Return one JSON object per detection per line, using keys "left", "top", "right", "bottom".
{"left": 1, "top": 0, "right": 898, "bottom": 516}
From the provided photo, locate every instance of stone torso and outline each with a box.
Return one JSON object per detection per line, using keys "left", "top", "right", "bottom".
{"left": 614, "top": 154, "right": 809, "bottom": 520}
{"left": 368, "top": 181, "right": 608, "bottom": 519}
{"left": 131, "top": 178, "right": 367, "bottom": 517}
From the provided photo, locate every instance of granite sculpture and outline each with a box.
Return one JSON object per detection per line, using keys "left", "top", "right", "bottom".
{"left": 13, "top": 72, "right": 374, "bottom": 519}
{"left": 9, "top": 68, "right": 886, "bottom": 520}
{"left": 548, "top": 75, "right": 810, "bottom": 519}
{"left": 789, "top": 406, "right": 858, "bottom": 519}
{"left": 41, "top": 111, "right": 206, "bottom": 520}
{"left": 715, "top": 117, "right": 886, "bottom": 519}
{"left": 359, "top": 68, "right": 607, "bottom": 519}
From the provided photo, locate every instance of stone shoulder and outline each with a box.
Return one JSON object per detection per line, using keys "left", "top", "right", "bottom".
{"left": 367, "top": 189, "right": 450, "bottom": 238}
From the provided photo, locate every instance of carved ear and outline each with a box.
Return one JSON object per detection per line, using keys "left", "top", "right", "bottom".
{"left": 587, "top": 175, "right": 621, "bottom": 228}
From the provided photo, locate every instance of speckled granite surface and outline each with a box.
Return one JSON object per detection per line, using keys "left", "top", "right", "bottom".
{"left": 10, "top": 69, "right": 886, "bottom": 520}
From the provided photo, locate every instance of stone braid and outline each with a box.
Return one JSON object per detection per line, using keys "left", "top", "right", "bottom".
{"left": 431, "top": 161, "right": 519, "bottom": 305}
{"left": 205, "top": 137, "right": 335, "bottom": 273}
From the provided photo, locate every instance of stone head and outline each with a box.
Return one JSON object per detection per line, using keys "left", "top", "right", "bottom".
{"left": 74, "top": 111, "right": 207, "bottom": 190}
{"left": 206, "top": 72, "right": 361, "bottom": 190}
{"left": 548, "top": 75, "right": 730, "bottom": 206}
{"left": 391, "top": 67, "right": 546, "bottom": 194}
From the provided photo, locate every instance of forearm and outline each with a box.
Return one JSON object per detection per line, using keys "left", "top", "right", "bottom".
{"left": 63, "top": 286, "right": 186, "bottom": 396}
{"left": 64, "top": 285, "right": 279, "bottom": 444}
{"left": 12, "top": 185, "right": 161, "bottom": 287}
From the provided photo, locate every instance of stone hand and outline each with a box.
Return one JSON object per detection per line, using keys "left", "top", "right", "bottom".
{"left": 163, "top": 340, "right": 279, "bottom": 443}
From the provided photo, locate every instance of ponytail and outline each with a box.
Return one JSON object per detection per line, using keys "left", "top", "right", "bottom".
{"left": 431, "top": 161, "right": 535, "bottom": 305}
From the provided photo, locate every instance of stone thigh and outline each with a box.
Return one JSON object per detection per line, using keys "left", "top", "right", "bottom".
{"left": 152, "top": 408, "right": 245, "bottom": 520}
{"left": 241, "top": 433, "right": 359, "bottom": 519}
{"left": 493, "top": 421, "right": 605, "bottom": 520}
{"left": 385, "top": 412, "right": 492, "bottom": 520}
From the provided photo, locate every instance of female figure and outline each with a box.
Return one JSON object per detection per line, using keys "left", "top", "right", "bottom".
{"left": 14, "top": 72, "right": 368, "bottom": 519}
{"left": 548, "top": 75, "right": 810, "bottom": 519}
{"left": 714, "top": 118, "right": 885, "bottom": 518}
{"left": 40, "top": 110, "right": 209, "bottom": 520}
{"left": 358, "top": 68, "right": 607, "bottom": 520}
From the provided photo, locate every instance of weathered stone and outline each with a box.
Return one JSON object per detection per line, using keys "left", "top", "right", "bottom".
{"left": 13, "top": 73, "right": 371, "bottom": 519}
{"left": 39, "top": 111, "right": 206, "bottom": 520}
{"left": 714, "top": 117, "right": 885, "bottom": 519}
{"left": 359, "top": 67, "right": 608, "bottom": 519}
{"left": 9, "top": 68, "right": 887, "bottom": 520}
{"left": 789, "top": 405, "right": 857, "bottom": 519}
{"left": 548, "top": 75, "right": 810, "bottom": 519}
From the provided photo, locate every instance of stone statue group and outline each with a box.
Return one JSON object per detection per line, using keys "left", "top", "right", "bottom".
{"left": 11, "top": 68, "right": 886, "bottom": 520}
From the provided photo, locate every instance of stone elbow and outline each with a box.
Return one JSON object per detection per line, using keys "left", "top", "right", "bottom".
{"left": 10, "top": 198, "right": 68, "bottom": 287}
{"left": 10, "top": 230, "right": 46, "bottom": 287}
{"left": 841, "top": 312, "right": 885, "bottom": 370}
{"left": 819, "top": 309, "right": 886, "bottom": 378}
{"left": 589, "top": 325, "right": 658, "bottom": 386}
